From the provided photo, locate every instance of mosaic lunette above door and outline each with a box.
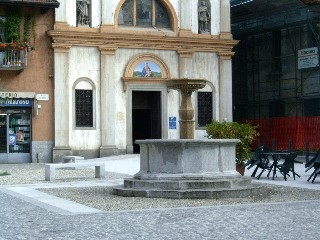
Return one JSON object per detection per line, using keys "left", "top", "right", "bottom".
{"left": 133, "top": 61, "right": 162, "bottom": 78}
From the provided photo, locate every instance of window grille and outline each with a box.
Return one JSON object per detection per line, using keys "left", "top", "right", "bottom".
{"left": 198, "top": 92, "right": 212, "bottom": 127}
{"left": 75, "top": 89, "right": 93, "bottom": 127}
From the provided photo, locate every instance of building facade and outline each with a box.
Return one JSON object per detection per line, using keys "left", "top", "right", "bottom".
{"left": 0, "top": 1, "right": 59, "bottom": 163}
{"left": 231, "top": 0, "right": 320, "bottom": 150}
{"left": 48, "top": 0, "right": 236, "bottom": 162}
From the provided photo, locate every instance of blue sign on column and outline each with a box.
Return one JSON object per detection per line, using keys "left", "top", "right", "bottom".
{"left": 169, "top": 117, "right": 176, "bottom": 129}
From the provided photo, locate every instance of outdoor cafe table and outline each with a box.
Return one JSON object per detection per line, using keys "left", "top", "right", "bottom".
{"left": 264, "top": 152, "right": 302, "bottom": 180}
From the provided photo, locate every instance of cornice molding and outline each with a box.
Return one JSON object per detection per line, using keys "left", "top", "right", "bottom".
{"left": 48, "top": 30, "right": 238, "bottom": 55}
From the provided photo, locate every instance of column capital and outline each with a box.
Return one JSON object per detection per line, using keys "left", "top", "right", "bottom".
{"left": 218, "top": 51, "right": 234, "bottom": 60}
{"left": 99, "top": 47, "right": 117, "bottom": 55}
{"left": 177, "top": 50, "right": 194, "bottom": 58}
{"left": 52, "top": 44, "right": 71, "bottom": 53}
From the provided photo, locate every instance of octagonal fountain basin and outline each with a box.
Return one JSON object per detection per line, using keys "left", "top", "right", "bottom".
{"left": 113, "top": 139, "right": 256, "bottom": 199}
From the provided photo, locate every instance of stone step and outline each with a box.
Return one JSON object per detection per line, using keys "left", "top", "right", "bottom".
{"left": 112, "top": 186, "right": 259, "bottom": 199}
{"left": 123, "top": 177, "right": 252, "bottom": 190}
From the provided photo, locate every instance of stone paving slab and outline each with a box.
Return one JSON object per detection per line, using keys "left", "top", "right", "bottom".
{"left": 0, "top": 154, "right": 319, "bottom": 239}
{"left": 0, "top": 189, "right": 318, "bottom": 240}
{"left": 2, "top": 187, "right": 103, "bottom": 215}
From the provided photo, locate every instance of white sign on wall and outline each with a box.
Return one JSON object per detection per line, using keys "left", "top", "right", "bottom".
{"left": 298, "top": 47, "right": 319, "bottom": 69}
{"left": 36, "top": 94, "right": 49, "bottom": 101}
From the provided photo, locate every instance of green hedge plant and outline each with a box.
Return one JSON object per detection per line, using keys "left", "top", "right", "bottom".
{"left": 206, "top": 121, "right": 259, "bottom": 165}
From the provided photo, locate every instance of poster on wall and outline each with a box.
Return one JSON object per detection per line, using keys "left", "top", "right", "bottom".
{"left": 16, "top": 130, "right": 24, "bottom": 142}
{"left": 9, "top": 134, "right": 16, "bottom": 145}
{"left": 298, "top": 47, "right": 319, "bottom": 69}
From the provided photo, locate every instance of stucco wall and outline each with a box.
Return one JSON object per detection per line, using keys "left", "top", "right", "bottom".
{"left": 51, "top": 0, "right": 234, "bottom": 159}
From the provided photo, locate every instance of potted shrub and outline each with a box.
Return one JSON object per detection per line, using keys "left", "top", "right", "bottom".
{"left": 206, "top": 120, "right": 259, "bottom": 175}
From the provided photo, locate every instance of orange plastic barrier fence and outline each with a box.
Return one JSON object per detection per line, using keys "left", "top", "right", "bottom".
{"left": 249, "top": 116, "right": 320, "bottom": 151}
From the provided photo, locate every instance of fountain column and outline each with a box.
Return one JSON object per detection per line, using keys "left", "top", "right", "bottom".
{"left": 175, "top": 51, "right": 202, "bottom": 139}
{"left": 179, "top": 87, "right": 194, "bottom": 139}
{"left": 166, "top": 79, "right": 207, "bottom": 139}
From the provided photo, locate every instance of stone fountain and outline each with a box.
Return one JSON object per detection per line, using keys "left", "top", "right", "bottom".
{"left": 113, "top": 78, "right": 254, "bottom": 199}
{"left": 166, "top": 78, "right": 207, "bottom": 139}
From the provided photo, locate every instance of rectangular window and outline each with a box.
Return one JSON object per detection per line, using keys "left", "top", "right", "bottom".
{"left": 272, "top": 30, "right": 282, "bottom": 72}
{"left": 197, "top": 92, "right": 212, "bottom": 127}
{"left": 119, "top": 0, "right": 134, "bottom": 25}
{"left": 136, "top": 0, "right": 152, "bottom": 26}
{"left": 304, "top": 99, "right": 320, "bottom": 116}
{"left": 75, "top": 90, "right": 93, "bottom": 127}
{"left": 119, "top": 0, "right": 170, "bottom": 29}
{"left": 269, "top": 100, "right": 285, "bottom": 118}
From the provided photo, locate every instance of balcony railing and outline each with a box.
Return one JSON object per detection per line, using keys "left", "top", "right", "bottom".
{"left": 0, "top": 47, "right": 27, "bottom": 71}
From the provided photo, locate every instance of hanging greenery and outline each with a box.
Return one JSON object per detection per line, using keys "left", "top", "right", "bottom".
{"left": 24, "top": 15, "right": 31, "bottom": 43}
{"left": 0, "top": 7, "right": 35, "bottom": 51}
{"left": 4, "top": 7, "right": 22, "bottom": 43}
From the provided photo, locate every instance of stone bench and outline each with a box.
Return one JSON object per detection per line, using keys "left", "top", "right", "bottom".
{"left": 63, "top": 156, "right": 84, "bottom": 163}
{"left": 45, "top": 162, "right": 106, "bottom": 181}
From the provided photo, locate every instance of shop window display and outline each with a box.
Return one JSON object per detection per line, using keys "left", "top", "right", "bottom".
{"left": 9, "top": 114, "right": 31, "bottom": 153}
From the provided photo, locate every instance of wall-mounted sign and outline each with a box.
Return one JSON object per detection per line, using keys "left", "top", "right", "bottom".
{"left": 36, "top": 94, "right": 49, "bottom": 101}
{"left": 0, "top": 91, "right": 35, "bottom": 98}
{"left": 298, "top": 47, "right": 319, "bottom": 69}
{"left": 169, "top": 116, "right": 177, "bottom": 129}
{"left": 0, "top": 98, "right": 33, "bottom": 107}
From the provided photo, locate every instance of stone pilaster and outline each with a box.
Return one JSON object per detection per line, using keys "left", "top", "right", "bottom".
{"left": 179, "top": 0, "right": 193, "bottom": 36}
{"left": 178, "top": 51, "right": 194, "bottom": 78}
{"left": 99, "top": 47, "right": 119, "bottom": 156}
{"left": 100, "top": 1, "right": 115, "bottom": 32}
{"left": 52, "top": 45, "right": 72, "bottom": 162}
{"left": 218, "top": 53, "right": 233, "bottom": 122}
{"left": 220, "top": 0, "right": 232, "bottom": 39}
{"left": 55, "top": 0, "right": 67, "bottom": 22}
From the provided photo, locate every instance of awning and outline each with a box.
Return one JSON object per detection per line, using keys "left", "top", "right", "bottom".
{"left": 0, "top": 0, "right": 60, "bottom": 8}
{"left": 0, "top": 91, "right": 35, "bottom": 98}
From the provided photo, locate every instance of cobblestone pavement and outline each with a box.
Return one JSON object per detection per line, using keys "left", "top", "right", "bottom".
{"left": 0, "top": 189, "right": 318, "bottom": 240}
{"left": 0, "top": 155, "right": 319, "bottom": 240}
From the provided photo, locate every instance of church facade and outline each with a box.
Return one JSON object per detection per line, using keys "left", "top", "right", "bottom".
{"left": 49, "top": 0, "right": 236, "bottom": 162}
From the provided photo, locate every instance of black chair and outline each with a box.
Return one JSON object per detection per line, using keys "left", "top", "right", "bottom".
{"left": 277, "top": 152, "right": 299, "bottom": 181}
{"left": 305, "top": 149, "right": 320, "bottom": 173}
{"left": 307, "top": 155, "right": 320, "bottom": 183}
{"left": 245, "top": 146, "right": 271, "bottom": 179}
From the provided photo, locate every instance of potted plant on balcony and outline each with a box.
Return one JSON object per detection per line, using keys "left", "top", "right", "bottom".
{"left": 1, "top": 8, "right": 34, "bottom": 51}
{"left": 206, "top": 120, "right": 259, "bottom": 175}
